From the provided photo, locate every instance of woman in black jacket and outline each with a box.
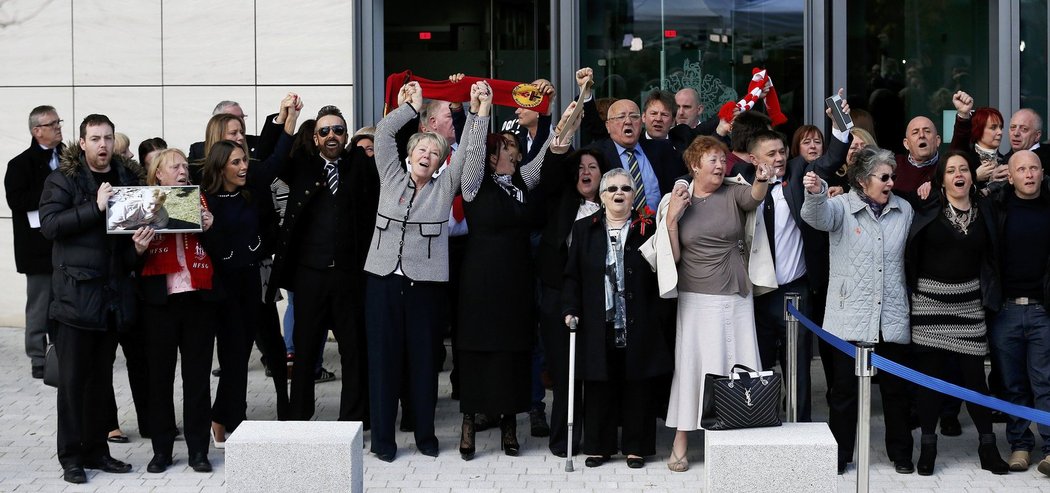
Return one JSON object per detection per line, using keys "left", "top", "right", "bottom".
{"left": 562, "top": 168, "right": 672, "bottom": 469}
{"left": 199, "top": 96, "right": 298, "bottom": 447}
{"left": 903, "top": 149, "right": 1009, "bottom": 476}
{"left": 535, "top": 147, "right": 609, "bottom": 457}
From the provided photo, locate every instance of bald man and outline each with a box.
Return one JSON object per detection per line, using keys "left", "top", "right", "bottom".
{"left": 674, "top": 88, "right": 703, "bottom": 128}
{"left": 988, "top": 149, "right": 1050, "bottom": 475}
{"left": 894, "top": 116, "right": 942, "bottom": 193}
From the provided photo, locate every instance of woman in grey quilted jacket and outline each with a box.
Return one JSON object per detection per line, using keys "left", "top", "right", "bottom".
{"left": 801, "top": 146, "right": 915, "bottom": 475}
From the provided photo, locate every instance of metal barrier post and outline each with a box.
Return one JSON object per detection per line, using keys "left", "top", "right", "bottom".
{"left": 783, "top": 293, "right": 802, "bottom": 423}
{"left": 855, "top": 343, "right": 875, "bottom": 493}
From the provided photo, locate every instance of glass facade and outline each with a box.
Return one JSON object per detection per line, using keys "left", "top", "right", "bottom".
{"left": 577, "top": 0, "right": 805, "bottom": 132}
{"left": 1020, "top": 0, "right": 1048, "bottom": 138}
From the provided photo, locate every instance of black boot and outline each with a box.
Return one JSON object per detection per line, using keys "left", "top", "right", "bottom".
{"left": 978, "top": 433, "right": 1009, "bottom": 475}
{"left": 499, "top": 414, "right": 520, "bottom": 456}
{"left": 459, "top": 414, "right": 476, "bottom": 461}
{"left": 917, "top": 434, "right": 937, "bottom": 476}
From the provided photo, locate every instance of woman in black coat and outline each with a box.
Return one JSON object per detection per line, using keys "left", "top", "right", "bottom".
{"left": 562, "top": 168, "right": 672, "bottom": 469}
{"left": 535, "top": 147, "right": 609, "bottom": 457}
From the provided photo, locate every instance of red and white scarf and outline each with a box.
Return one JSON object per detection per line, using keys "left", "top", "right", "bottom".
{"left": 719, "top": 67, "right": 788, "bottom": 127}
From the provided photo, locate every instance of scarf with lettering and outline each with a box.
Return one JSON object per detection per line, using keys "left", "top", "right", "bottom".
{"left": 384, "top": 70, "right": 552, "bottom": 114}
{"left": 142, "top": 232, "right": 214, "bottom": 290}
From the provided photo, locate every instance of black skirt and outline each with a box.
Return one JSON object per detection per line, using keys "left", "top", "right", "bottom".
{"left": 458, "top": 350, "right": 531, "bottom": 415}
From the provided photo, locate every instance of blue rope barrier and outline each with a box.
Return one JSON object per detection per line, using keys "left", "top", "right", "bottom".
{"left": 787, "top": 302, "right": 1050, "bottom": 427}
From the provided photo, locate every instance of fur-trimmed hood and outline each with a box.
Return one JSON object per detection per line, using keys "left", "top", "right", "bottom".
{"left": 58, "top": 140, "right": 146, "bottom": 181}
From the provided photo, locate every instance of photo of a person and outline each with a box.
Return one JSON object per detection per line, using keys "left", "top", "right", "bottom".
{"left": 106, "top": 186, "right": 202, "bottom": 233}
{"left": 108, "top": 188, "right": 169, "bottom": 230}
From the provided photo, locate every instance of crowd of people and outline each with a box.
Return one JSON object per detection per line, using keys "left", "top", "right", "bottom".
{"left": 5, "top": 65, "right": 1050, "bottom": 484}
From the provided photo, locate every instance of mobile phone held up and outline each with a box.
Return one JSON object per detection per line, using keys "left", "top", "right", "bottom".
{"left": 825, "top": 94, "right": 854, "bottom": 131}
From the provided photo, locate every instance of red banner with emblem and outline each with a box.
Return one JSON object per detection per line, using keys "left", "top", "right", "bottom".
{"left": 384, "top": 70, "right": 551, "bottom": 115}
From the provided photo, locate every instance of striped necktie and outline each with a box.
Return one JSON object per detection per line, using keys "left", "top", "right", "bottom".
{"left": 324, "top": 160, "right": 339, "bottom": 194}
{"left": 625, "top": 148, "right": 646, "bottom": 211}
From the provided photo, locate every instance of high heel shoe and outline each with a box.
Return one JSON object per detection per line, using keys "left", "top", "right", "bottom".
{"left": 667, "top": 450, "right": 689, "bottom": 472}
{"left": 978, "top": 433, "right": 1009, "bottom": 475}
{"left": 459, "top": 414, "right": 476, "bottom": 461}
{"left": 499, "top": 414, "right": 519, "bottom": 456}
{"left": 916, "top": 434, "right": 937, "bottom": 476}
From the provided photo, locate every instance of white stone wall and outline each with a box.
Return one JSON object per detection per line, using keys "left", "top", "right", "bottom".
{"left": 0, "top": 0, "right": 355, "bottom": 326}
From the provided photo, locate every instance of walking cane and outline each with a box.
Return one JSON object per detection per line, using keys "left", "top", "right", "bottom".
{"left": 565, "top": 316, "right": 579, "bottom": 472}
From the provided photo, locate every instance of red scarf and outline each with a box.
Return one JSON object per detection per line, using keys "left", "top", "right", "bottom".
{"left": 142, "top": 233, "right": 214, "bottom": 290}
{"left": 384, "top": 70, "right": 552, "bottom": 115}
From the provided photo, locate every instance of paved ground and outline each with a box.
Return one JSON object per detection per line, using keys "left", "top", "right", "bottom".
{"left": 0, "top": 326, "right": 1048, "bottom": 492}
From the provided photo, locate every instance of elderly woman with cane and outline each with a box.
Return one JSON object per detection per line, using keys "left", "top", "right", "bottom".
{"left": 801, "top": 146, "right": 915, "bottom": 475}
{"left": 562, "top": 168, "right": 672, "bottom": 469}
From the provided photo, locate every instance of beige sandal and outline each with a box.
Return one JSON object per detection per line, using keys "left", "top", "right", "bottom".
{"left": 667, "top": 450, "right": 689, "bottom": 472}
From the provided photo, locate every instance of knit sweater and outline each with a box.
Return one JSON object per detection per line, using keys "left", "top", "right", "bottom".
{"left": 364, "top": 104, "right": 487, "bottom": 282}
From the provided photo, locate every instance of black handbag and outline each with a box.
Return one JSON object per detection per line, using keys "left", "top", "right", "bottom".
{"left": 700, "top": 364, "right": 782, "bottom": 430}
{"left": 43, "top": 343, "right": 59, "bottom": 388}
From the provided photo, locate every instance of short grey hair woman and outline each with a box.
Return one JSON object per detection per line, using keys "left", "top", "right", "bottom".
{"left": 563, "top": 168, "right": 671, "bottom": 469}
{"left": 800, "top": 146, "right": 916, "bottom": 475}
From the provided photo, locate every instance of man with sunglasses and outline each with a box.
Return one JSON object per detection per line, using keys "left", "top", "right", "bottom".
{"left": 268, "top": 104, "right": 379, "bottom": 424}
{"left": 5, "top": 105, "right": 65, "bottom": 379}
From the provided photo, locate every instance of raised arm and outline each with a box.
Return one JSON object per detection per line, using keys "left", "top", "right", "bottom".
{"left": 800, "top": 171, "right": 843, "bottom": 232}
{"left": 455, "top": 81, "right": 491, "bottom": 202}
{"left": 376, "top": 82, "right": 424, "bottom": 184}
{"left": 520, "top": 101, "right": 577, "bottom": 190}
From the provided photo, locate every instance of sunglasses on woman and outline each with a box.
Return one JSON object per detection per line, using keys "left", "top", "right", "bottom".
{"left": 317, "top": 125, "right": 347, "bottom": 137}
{"left": 604, "top": 185, "right": 634, "bottom": 193}
{"left": 870, "top": 173, "right": 897, "bottom": 183}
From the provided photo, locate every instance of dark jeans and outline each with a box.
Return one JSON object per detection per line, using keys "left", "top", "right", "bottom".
{"left": 754, "top": 278, "right": 813, "bottom": 421}
{"left": 989, "top": 302, "right": 1050, "bottom": 453}
{"left": 55, "top": 323, "right": 119, "bottom": 468}
{"left": 144, "top": 293, "right": 216, "bottom": 457}
{"left": 828, "top": 340, "right": 913, "bottom": 466}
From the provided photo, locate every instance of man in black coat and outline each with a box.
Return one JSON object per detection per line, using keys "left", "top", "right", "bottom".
{"left": 39, "top": 114, "right": 146, "bottom": 484}
{"left": 4, "top": 105, "right": 64, "bottom": 378}
{"left": 731, "top": 121, "right": 851, "bottom": 423}
{"left": 1003, "top": 108, "right": 1050, "bottom": 168}
{"left": 268, "top": 105, "right": 379, "bottom": 424}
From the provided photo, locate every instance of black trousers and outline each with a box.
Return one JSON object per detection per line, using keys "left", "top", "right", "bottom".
{"left": 289, "top": 265, "right": 368, "bottom": 422}
{"left": 144, "top": 292, "right": 216, "bottom": 457}
{"left": 828, "top": 340, "right": 913, "bottom": 466}
{"left": 212, "top": 265, "right": 289, "bottom": 428}
{"left": 365, "top": 274, "right": 442, "bottom": 457}
{"left": 754, "top": 278, "right": 814, "bottom": 421}
{"left": 539, "top": 285, "right": 583, "bottom": 455}
{"left": 583, "top": 348, "right": 658, "bottom": 457}
{"left": 99, "top": 328, "right": 151, "bottom": 436}
{"left": 55, "top": 323, "right": 119, "bottom": 468}
{"left": 913, "top": 347, "right": 993, "bottom": 436}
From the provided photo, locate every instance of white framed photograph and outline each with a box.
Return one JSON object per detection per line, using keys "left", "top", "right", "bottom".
{"left": 106, "top": 186, "right": 203, "bottom": 234}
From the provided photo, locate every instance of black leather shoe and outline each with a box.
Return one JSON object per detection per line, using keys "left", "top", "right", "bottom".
{"left": 626, "top": 456, "right": 645, "bottom": 469}
{"left": 585, "top": 455, "right": 609, "bottom": 467}
{"left": 188, "top": 452, "right": 212, "bottom": 473}
{"left": 374, "top": 451, "right": 395, "bottom": 463}
{"left": 529, "top": 410, "right": 550, "bottom": 437}
{"left": 85, "top": 456, "right": 132, "bottom": 473}
{"left": 894, "top": 460, "right": 915, "bottom": 474}
{"left": 63, "top": 466, "right": 87, "bottom": 484}
{"left": 31, "top": 365, "right": 44, "bottom": 379}
{"left": 146, "top": 454, "right": 172, "bottom": 473}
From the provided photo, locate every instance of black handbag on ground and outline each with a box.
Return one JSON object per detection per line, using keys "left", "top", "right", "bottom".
{"left": 700, "top": 364, "right": 782, "bottom": 430}
{"left": 43, "top": 343, "right": 59, "bottom": 388}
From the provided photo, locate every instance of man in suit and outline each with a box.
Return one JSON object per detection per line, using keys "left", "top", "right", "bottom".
{"left": 1004, "top": 109, "right": 1050, "bottom": 168}
{"left": 4, "top": 105, "right": 64, "bottom": 378}
{"left": 585, "top": 97, "right": 685, "bottom": 212}
{"left": 733, "top": 113, "right": 851, "bottom": 422}
{"left": 269, "top": 105, "right": 379, "bottom": 424}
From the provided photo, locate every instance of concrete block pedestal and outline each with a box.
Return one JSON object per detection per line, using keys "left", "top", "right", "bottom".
{"left": 225, "top": 420, "right": 363, "bottom": 493}
{"left": 704, "top": 422, "right": 836, "bottom": 493}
